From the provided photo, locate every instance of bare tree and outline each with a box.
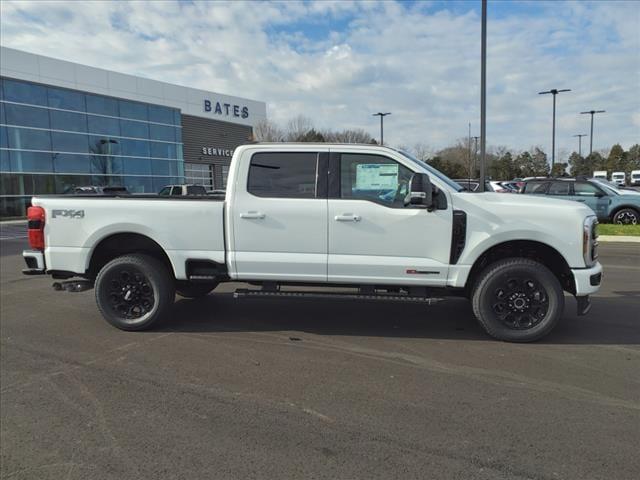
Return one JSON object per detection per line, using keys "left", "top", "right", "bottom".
{"left": 411, "top": 143, "right": 434, "bottom": 162}
{"left": 253, "top": 119, "right": 284, "bottom": 142}
{"left": 322, "top": 128, "right": 375, "bottom": 144}
{"left": 285, "top": 115, "right": 315, "bottom": 141}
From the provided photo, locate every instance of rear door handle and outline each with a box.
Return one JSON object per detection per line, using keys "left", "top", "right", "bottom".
{"left": 240, "top": 211, "right": 265, "bottom": 219}
{"left": 335, "top": 214, "right": 361, "bottom": 222}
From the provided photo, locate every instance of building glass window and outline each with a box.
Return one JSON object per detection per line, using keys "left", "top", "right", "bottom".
{"left": 10, "top": 151, "right": 54, "bottom": 173}
{"left": 87, "top": 115, "right": 120, "bottom": 136}
{"left": 7, "top": 126, "right": 52, "bottom": 151}
{"left": 51, "top": 132, "right": 89, "bottom": 153}
{"left": 120, "top": 119, "right": 149, "bottom": 139}
{"left": 1, "top": 77, "right": 183, "bottom": 217}
{"left": 3, "top": 79, "right": 48, "bottom": 106}
{"left": 86, "top": 94, "right": 119, "bottom": 116}
{"left": 148, "top": 105, "right": 175, "bottom": 125}
{"left": 50, "top": 110, "right": 87, "bottom": 133}
{"left": 4, "top": 103, "right": 50, "bottom": 129}
{"left": 149, "top": 124, "right": 175, "bottom": 142}
{"left": 119, "top": 100, "right": 147, "bottom": 121}
{"left": 48, "top": 87, "right": 86, "bottom": 111}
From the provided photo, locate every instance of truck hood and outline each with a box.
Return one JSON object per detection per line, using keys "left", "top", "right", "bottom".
{"left": 452, "top": 191, "right": 594, "bottom": 216}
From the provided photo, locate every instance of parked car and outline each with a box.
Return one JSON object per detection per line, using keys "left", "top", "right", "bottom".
{"left": 22, "top": 144, "right": 602, "bottom": 343}
{"left": 611, "top": 171, "right": 626, "bottom": 187}
{"left": 631, "top": 170, "right": 640, "bottom": 187}
{"left": 521, "top": 178, "right": 640, "bottom": 224}
{"left": 453, "top": 179, "right": 492, "bottom": 192}
{"left": 489, "top": 181, "right": 512, "bottom": 193}
{"left": 158, "top": 184, "right": 207, "bottom": 196}
{"left": 501, "top": 181, "right": 524, "bottom": 193}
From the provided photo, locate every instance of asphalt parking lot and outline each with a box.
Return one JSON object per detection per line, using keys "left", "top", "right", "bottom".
{"left": 1, "top": 237, "right": 638, "bottom": 480}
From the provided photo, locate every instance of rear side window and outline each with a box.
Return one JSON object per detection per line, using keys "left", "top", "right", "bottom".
{"left": 524, "top": 181, "right": 549, "bottom": 194}
{"left": 186, "top": 185, "right": 206, "bottom": 195}
{"left": 548, "top": 182, "right": 570, "bottom": 195}
{"left": 248, "top": 152, "right": 318, "bottom": 198}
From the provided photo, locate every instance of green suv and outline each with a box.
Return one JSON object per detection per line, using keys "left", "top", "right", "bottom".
{"left": 521, "top": 178, "right": 640, "bottom": 224}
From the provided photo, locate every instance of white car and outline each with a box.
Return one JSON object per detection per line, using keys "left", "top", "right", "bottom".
{"left": 22, "top": 144, "right": 601, "bottom": 342}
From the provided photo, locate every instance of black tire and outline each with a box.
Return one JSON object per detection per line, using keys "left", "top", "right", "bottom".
{"left": 471, "top": 258, "right": 564, "bottom": 342}
{"left": 612, "top": 208, "right": 639, "bottom": 225}
{"left": 176, "top": 282, "right": 218, "bottom": 298}
{"left": 95, "top": 254, "right": 175, "bottom": 331}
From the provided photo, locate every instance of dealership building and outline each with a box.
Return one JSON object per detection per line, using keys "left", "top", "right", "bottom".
{"left": 0, "top": 46, "right": 267, "bottom": 217}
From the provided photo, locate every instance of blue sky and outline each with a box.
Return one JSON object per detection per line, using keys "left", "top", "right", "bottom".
{"left": 1, "top": 0, "right": 638, "bottom": 157}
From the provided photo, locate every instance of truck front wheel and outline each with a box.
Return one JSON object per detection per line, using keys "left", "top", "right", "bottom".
{"left": 95, "top": 254, "right": 175, "bottom": 331}
{"left": 471, "top": 258, "right": 564, "bottom": 342}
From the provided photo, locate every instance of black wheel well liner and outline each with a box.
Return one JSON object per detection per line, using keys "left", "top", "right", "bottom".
{"left": 465, "top": 240, "right": 575, "bottom": 295}
{"left": 87, "top": 233, "right": 174, "bottom": 280}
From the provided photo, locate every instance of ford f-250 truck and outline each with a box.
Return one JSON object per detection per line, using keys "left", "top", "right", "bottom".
{"left": 22, "top": 144, "right": 602, "bottom": 342}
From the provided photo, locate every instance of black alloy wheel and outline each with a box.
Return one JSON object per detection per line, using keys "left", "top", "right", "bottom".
{"left": 491, "top": 274, "right": 549, "bottom": 330}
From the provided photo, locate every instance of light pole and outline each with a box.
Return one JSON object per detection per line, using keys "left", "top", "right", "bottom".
{"left": 479, "top": 0, "right": 487, "bottom": 192}
{"left": 372, "top": 112, "right": 391, "bottom": 145}
{"left": 538, "top": 88, "right": 571, "bottom": 171}
{"left": 572, "top": 134, "right": 588, "bottom": 157}
{"left": 580, "top": 110, "right": 605, "bottom": 156}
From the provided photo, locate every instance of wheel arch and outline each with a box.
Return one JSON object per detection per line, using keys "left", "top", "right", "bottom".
{"left": 465, "top": 240, "right": 575, "bottom": 295}
{"left": 87, "top": 232, "right": 175, "bottom": 280}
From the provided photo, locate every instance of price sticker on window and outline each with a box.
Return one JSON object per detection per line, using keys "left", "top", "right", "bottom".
{"left": 355, "top": 164, "right": 399, "bottom": 190}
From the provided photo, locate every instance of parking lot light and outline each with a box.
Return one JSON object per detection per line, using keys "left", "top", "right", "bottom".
{"left": 539, "top": 88, "right": 571, "bottom": 171}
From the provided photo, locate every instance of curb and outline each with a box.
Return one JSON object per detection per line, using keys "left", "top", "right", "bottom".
{"left": 598, "top": 235, "right": 640, "bottom": 243}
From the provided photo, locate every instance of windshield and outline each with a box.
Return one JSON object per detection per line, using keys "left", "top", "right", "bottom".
{"left": 396, "top": 150, "right": 465, "bottom": 192}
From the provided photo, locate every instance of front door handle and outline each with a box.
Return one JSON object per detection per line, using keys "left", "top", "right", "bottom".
{"left": 240, "top": 211, "right": 265, "bottom": 219}
{"left": 335, "top": 214, "right": 361, "bottom": 222}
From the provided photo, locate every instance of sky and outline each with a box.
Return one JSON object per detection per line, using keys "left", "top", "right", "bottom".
{"left": 1, "top": 0, "right": 638, "bottom": 158}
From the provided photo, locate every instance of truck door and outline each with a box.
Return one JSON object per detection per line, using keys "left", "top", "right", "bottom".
{"left": 327, "top": 151, "right": 451, "bottom": 286}
{"left": 231, "top": 149, "right": 329, "bottom": 282}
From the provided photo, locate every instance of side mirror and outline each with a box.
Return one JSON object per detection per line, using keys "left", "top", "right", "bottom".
{"left": 405, "top": 173, "right": 434, "bottom": 210}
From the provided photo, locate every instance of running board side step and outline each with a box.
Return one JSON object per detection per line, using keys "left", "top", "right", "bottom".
{"left": 233, "top": 289, "right": 444, "bottom": 304}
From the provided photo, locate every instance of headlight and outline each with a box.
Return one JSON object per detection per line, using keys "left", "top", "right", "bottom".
{"left": 583, "top": 216, "right": 598, "bottom": 267}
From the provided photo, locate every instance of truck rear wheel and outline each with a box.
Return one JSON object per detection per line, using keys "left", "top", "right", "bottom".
{"left": 176, "top": 282, "right": 218, "bottom": 298}
{"left": 471, "top": 258, "right": 564, "bottom": 342}
{"left": 95, "top": 254, "right": 175, "bottom": 331}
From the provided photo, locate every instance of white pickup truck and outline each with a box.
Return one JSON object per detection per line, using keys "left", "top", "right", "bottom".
{"left": 23, "top": 143, "right": 602, "bottom": 342}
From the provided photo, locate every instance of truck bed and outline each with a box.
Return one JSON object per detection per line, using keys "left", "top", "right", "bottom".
{"left": 32, "top": 195, "right": 226, "bottom": 279}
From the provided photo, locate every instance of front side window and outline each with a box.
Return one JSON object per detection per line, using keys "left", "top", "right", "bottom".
{"left": 548, "top": 182, "right": 570, "bottom": 195}
{"left": 524, "top": 181, "right": 549, "bottom": 194}
{"left": 247, "top": 152, "right": 318, "bottom": 198}
{"left": 574, "top": 182, "right": 603, "bottom": 196}
{"left": 340, "top": 153, "right": 413, "bottom": 207}
{"left": 158, "top": 186, "right": 171, "bottom": 196}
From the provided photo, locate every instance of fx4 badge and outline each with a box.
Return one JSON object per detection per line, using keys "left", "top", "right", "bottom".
{"left": 52, "top": 209, "right": 85, "bottom": 219}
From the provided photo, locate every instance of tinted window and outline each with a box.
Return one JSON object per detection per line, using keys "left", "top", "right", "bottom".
{"left": 150, "top": 141, "right": 176, "bottom": 159}
{"left": 86, "top": 94, "right": 119, "bottom": 116}
{"left": 574, "top": 182, "right": 602, "bottom": 196}
{"left": 120, "top": 119, "right": 149, "bottom": 139}
{"left": 4, "top": 103, "right": 50, "bottom": 128}
{"left": 187, "top": 185, "right": 206, "bottom": 195}
{"left": 171, "top": 186, "right": 182, "bottom": 196}
{"left": 248, "top": 152, "right": 318, "bottom": 198}
{"left": 9, "top": 151, "right": 54, "bottom": 173}
{"left": 3, "top": 79, "right": 47, "bottom": 106}
{"left": 152, "top": 159, "right": 181, "bottom": 176}
{"left": 48, "top": 87, "right": 85, "bottom": 111}
{"left": 124, "top": 157, "right": 152, "bottom": 175}
{"left": 50, "top": 110, "right": 87, "bottom": 132}
{"left": 524, "top": 181, "right": 549, "bottom": 194}
{"left": 148, "top": 105, "right": 175, "bottom": 124}
{"left": 149, "top": 124, "right": 175, "bottom": 142}
{"left": 119, "top": 100, "right": 147, "bottom": 121}
{"left": 548, "top": 182, "right": 570, "bottom": 195}
{"left": 121, "top": 139, "right": 150, "bottom": 157}
{"left": 6, "top": 127, "right": 51, "bottom": 150}
{"left": 51, "top": 132, "right": 89, "bottom": 153}
{"left": 340, "top": 153, "right": 413, "bottom": 207}
{"left": 0, "top": 148, "right": 9, "bottom": 172}
{"left": 158, "top": 186, "right": 171, "bottom": 195}
{"left": 89, "top": 137, "right": 121, "bottom": 156}
{"left": 55, "top": 154, "right": 91, "bottom": 174}
{"left": 87, "top": 115, "right": 120, "bottom": 136}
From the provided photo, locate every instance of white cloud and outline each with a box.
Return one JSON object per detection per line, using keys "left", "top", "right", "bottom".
{"left": 0, "top": 0, "right": 638, "bottom": 157}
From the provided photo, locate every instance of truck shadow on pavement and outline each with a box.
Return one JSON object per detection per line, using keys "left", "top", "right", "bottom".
{"left": 161, "top": 293, "right": 640, "bottom": 345}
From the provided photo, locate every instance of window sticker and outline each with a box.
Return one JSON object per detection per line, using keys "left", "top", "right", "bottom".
{"left": 355, "top": 164, "right": 398, "bottom": 190}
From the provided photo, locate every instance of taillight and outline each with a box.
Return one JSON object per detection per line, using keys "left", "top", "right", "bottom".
{"left": 27, "top": 206, "right": 45, "bottom": 250}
